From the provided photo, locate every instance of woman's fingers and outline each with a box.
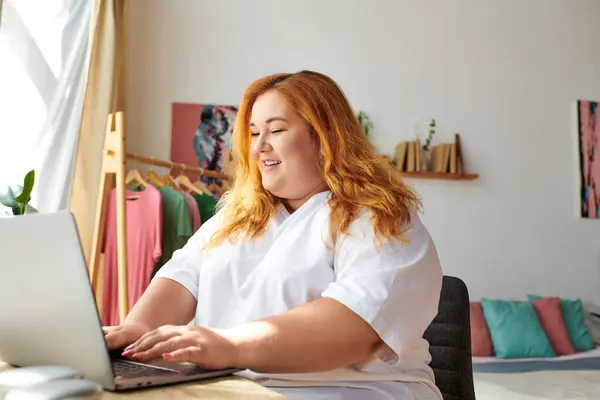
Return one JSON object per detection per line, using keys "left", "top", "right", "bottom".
{"left": 124, "top": 329, "right": 159, "bottom": 353}
{"left": 163, "top": 346, "right": 202, "bottom": 364}
{"left": 133, "top": 336, "right": 191, "bottom": 361}
{"left": 102, "top": 326, "right": 127, "bottom": 349}
{"left": 124, "top": 326, "right": 180, "bottom": 356}
{"left": 105, "top": 330, "right": 128, "bottom": 350}
{"left": 102, "top": 325, "right": 149, "bottom": 350}
{"left": 103, "top": 326, "right": 236, "bottom": 369}
{"left": 102, "top": 326, "right": 117, "bottom": 336}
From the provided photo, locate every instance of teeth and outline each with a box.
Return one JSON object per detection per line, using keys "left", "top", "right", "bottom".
{"left": 264, "top": 160, "right": 281, "bottom": 166}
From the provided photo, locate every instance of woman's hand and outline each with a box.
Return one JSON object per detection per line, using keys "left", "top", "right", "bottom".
{"left": 103, "top": 325, "right": 149, "bottom": 350}
{"left": 121, "top": 325, "right": 239, "bottom": 370}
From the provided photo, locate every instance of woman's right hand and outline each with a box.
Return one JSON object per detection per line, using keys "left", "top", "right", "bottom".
{"left": 102, "top": 325, "right": 149, "bottom": 350}
{"left": 100, "top": 278, "right": 198, "bottom": 351}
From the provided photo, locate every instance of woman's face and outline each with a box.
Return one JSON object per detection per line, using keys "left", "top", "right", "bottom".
{"left": 250, "top": 90, "right": 326, "bottom": 212}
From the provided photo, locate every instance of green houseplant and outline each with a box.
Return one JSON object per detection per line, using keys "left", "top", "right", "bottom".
{"left": 357, "top": 111, "right": 373, "bottom": 137}
{"left": 420, "top": 118, "right": 436, "bottom": 171}
{"left": 0, "top": 169, "right": 37, "bottom": 215}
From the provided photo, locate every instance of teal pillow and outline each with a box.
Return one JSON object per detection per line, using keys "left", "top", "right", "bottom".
{"left": 527, "top": 294, "right": 594, "bottom": 352}
{"left": 481, "top": 298, "right": 556, "bottom": 359}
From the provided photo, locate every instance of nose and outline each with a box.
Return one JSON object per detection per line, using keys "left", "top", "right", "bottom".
{"left": 251, "top": 132, "right": 271, "bottom": 158}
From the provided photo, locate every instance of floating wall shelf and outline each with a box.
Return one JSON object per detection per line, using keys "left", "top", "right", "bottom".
{"left": 401, "top": 171, "right": 479, "bottom": 181}
{"left": 389, "top": 133, "right": 479, "bottom": 182}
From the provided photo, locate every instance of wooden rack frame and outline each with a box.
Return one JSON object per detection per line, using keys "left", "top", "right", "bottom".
{"left": 89, "top": 112, "right": 230, "bottom": 323}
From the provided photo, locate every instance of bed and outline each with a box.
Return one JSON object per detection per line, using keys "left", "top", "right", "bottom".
{"left": 472, "top": 347, "right": 600, "bottom": 400}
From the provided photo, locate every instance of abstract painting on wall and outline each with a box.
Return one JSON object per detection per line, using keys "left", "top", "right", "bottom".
{"left": 171, "top": 102, "right": 238, "bottom": 185}
{"left": 577, "top": 99, "right": 599, "bottom": 218}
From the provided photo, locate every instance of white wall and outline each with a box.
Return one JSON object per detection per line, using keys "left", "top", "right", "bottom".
{"left": 125, "top": 0, "right": 600, "bottom": 304}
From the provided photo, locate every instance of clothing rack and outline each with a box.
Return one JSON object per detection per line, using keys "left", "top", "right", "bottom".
{"left": 89, "top": 111, "right": 231, "bottom": 323}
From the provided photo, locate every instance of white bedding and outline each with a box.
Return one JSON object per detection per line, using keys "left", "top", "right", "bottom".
{"left": 472, "top": 347, "right": 600, "bottom": 364}
{"left": 474, "top": 370, "right": 600, "bottom": 400}
{"left": 473, "top": 347, "right": 600, "bottom": 400}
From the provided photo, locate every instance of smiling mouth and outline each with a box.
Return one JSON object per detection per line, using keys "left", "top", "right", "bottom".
{"left": 263, "top": 160, "right": 281, "bottom": 166}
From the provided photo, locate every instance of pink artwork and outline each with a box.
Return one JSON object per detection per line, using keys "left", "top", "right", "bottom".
{"left": 577, "top": 100, "right": 600, "bottom": 218}
{"left": 171, "top": 102, "right": 238, "bottom": 184}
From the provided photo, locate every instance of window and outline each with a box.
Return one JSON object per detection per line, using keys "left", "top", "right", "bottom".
{"left": 0, "top": 0, "right": 91, "bottom": 213}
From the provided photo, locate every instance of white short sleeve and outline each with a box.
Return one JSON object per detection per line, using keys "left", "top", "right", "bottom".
{"left": 153, "top": 237, "right": 201, "bottom": 300}
{"left": 152, "top": 210, "right": 223, "bottom": 300}
{"left": 321, "top": 211, "right": 443, "bottom": 361}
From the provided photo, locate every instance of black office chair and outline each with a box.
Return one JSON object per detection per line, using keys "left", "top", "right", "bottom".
{"left": 424, "top": 275, "right": 476, "bottom": 400}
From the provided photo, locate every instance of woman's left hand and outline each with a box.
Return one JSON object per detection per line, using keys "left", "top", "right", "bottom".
{"left": 121, "top": 325, "right": 239, "bottom": 370}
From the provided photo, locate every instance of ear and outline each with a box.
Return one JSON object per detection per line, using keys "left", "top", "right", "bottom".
{"left": 317, "top": 146, "right": 326, "bottom": 172}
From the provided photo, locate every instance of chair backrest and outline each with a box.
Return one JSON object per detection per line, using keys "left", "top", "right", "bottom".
{"left": 423, "top": 275, "right": 476, "bottom": 400}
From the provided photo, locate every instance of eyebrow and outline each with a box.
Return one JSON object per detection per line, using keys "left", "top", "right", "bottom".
{"left": 249, "top": 117, "right": 289, "bottom": 127}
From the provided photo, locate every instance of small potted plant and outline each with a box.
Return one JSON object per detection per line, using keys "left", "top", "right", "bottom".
{"left": 0, "top": 169, "right": 37, "bottom": 216}
{"left": 421, "top": 119, "right": 436, "bottom": 171}
{"left": 357, "top": 111, "right": 373, "bottom": 137}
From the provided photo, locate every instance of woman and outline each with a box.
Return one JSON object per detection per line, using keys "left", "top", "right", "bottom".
{"left": 104, "top": 70, "right": 444, "bottom": 400}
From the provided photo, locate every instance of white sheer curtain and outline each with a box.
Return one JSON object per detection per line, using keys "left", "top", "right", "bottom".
{"left": 0, "top": 0, "right": 91, "bottom": 214}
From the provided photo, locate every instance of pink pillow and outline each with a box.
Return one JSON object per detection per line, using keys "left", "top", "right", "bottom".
{"left": 532, "top": 297, "right": 576, "bottom": 356}
{"left": 470, "top": 302, "right": 494, "bottom": 356}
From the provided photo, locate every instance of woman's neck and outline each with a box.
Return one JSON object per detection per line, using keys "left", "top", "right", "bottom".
{"left": 282, "top": 188, "right": 329, "bottom": 213}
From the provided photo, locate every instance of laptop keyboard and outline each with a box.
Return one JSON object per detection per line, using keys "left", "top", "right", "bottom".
{"left": 112, "top": 360, "right": 178, "bottom": 379}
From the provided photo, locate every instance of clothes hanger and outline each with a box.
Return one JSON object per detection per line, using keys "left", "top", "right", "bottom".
{"left": 175, "top": 166, "right": 210, "bottom": 195}
{"left": 191, "top": 171, "right": 215, "bottom": 196}
{"left": 124, "top": 168, "right": 147, "bottom": 200}
{"left": 125, "top": 168, "right": 149, "bottom": 188}
{"left": 143, "top": 170, "right": 165, "bottom": 188}
{"left": 145, "top": 169, "right": 183, "bottom": 195}
{"left": 163, "top": 173, "right": 186, "bottom": 195}
{"left": 154, "top": 161, "right": 185, "bottom": 194}
{"left": 195, "top": 179, "right": 215, "bottom": 196}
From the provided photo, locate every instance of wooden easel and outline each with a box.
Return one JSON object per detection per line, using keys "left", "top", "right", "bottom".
{"left": 89, "top": 111, "right": 231, "bottom": 323}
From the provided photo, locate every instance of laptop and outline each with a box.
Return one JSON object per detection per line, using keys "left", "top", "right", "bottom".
{"left": 0, "top": 211, "right": 241, "bottom": 391}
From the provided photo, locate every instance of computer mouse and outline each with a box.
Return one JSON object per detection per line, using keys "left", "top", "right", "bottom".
{"left": 4, "top": 378, "right": 102, "bottom": 399}
{"left": 0, "top": 366, "right": 83, "bottom": 388}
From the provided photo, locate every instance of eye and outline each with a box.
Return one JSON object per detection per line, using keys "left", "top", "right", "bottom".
{"left": 250, "top": 131, "right": 259, "bottom": 137}
{"left": 271, "top": 129, "right": 284, "bottom": 134}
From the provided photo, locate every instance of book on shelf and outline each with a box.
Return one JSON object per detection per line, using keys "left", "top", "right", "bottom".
{"left": 392, "top": 133, "right": 465, "bottom": 175}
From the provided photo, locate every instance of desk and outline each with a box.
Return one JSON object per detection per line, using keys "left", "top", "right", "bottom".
{"left": 0, "top": 361, "right": 285, "bottom": 399}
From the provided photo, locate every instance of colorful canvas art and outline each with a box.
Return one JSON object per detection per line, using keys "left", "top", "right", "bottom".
{"left": 577, "top": 100, "right": 600, "bottom": 218}
{"left": 171, "top": 103, "right": 238, "bottom": 184}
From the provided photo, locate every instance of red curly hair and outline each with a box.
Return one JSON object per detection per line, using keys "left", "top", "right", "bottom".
{"left": 206, "top": 70, "right": 421, "bottom": 247}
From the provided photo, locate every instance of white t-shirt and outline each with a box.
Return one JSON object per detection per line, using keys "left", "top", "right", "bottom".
{"left": 154, "top": 191, "right": 444, "bottom": 400}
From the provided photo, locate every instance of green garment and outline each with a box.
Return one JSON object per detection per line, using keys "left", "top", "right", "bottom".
{"left": 153, "top": 185, "right": 192, "bottom": 277}
{"left": 193, "top": 193, "right": 218, "bottom": 223}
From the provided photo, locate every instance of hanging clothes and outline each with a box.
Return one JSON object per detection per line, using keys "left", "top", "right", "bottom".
{"left": 101, "top": 185, "right": 162, "bottom": 326}
{"left": 152, "top": 185, "right": 192, "bottom": 277}
{"left": 182, "top": 192, "right": 201, "bottom": 232}
{"left": 192, "top": 192, "right": 218, "bottom": 223}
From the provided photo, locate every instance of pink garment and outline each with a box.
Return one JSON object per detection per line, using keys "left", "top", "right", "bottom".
{"left": 183, "top": 192, "right": 201, "bottom": 232}
{"left": 102, "top": 186, "right": 162, "bottom": 326}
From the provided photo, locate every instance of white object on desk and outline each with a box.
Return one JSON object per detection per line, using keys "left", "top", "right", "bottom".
{"left": 4, "top": 378, "right": 102, "bottom": 399}
{"left": 0, "top": 366, "right": 82, "bottom": 388}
